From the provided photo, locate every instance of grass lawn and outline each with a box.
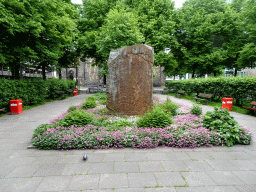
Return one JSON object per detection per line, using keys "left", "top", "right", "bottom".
{"left": 32, "top": 92, "right": 252, "bottom": 150}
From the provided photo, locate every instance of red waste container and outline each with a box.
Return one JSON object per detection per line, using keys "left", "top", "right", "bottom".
{"left": 9, "top": 99, "right": 23, "bottom": 114}
{"left": 222, "top": 97, "right": 233, "bottom": 111}
{"left": 73, "top": 89, "right": 78, "bottom": 96}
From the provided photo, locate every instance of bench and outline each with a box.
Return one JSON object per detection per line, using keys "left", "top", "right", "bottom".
{"left": 176, "top": 90, "right": 185, "bottom": 97}
{"left": 194, "top": 93, "right": 214, "bottom": 104}
{"left": 0, "top": 108, "right": 5, "bottom": 112}
{"left": 242, "top": 101, "right": 256, "bottom": 112}
{"left": 56, "top": 91, "right": 64, "bottom": 98}
{"left": 162, "top": 88, "right": 177, "bottom": 94}
{"left": 67, "top": 89, "right": 73, "bottom": 94}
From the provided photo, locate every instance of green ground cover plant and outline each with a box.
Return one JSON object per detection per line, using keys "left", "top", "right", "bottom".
{"left": 32, "top": 93, "right": 252, "bottom": 150}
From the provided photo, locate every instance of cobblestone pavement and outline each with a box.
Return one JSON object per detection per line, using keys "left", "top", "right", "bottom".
{"left": 0, "top": 92, "right": 256, "bottom": 192}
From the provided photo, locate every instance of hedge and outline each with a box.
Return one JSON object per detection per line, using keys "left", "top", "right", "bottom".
{"left": 0, "top": 78, "right": 76, "bottom": 110}
{"left": 165, "top": 76, "right": 256, "bottom": 105}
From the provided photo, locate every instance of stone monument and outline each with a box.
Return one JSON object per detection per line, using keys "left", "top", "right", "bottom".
{"left": 106, "top": 44, "right": 154, "bottom": 116}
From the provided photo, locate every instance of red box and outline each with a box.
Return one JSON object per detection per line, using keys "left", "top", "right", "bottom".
{"left": 73, "top": 89, "right": 78, "bottom": 96}
{"left": 9, "top": 99, "right": 23, "bottom": 114}
{"left": 222, "top": 97, "right": 233, "bottom": 111}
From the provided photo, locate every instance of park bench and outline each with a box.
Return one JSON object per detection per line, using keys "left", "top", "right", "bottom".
{"left": 242, "top": 101, "right": 256, "bottom": 112}
{"left": 176, "top": 90, "right": 185, "bottom": 97}
{"left": 0, "top": 108, "right": 5, "bottom": 112}
{"left": 162, "top": 88, "right": 177, "bottom": 94}
{"left": 193, "top": 93, "right": 214, "bottom": 104}
{"left": 56, "top": 91, "right": 64, "bottom": 98}
{"left": 67, "top": 89, "right": 73, "bottom": 95}
{"left": 87, "top": 85, "right": 106, "bottom": 93}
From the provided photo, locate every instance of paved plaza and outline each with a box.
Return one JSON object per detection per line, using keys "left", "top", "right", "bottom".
{"left": 0, "top": 90, "right": 256, "bottom": 192}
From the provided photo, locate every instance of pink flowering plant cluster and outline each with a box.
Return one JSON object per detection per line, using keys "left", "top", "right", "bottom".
{"left": 32, "top": 93, "right": 252, "bottom": 150}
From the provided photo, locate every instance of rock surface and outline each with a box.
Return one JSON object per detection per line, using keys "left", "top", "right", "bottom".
{"left": 106, "top": 44, "right": 154, "bottom": 116}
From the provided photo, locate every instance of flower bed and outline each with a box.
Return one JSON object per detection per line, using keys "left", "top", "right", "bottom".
{"left": 32, "top": 94, "right": 252, "bottom": 150}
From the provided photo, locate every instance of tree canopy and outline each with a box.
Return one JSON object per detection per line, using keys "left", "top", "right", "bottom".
{"left": 1, "top": 0, "right": 256, "bottom": 79}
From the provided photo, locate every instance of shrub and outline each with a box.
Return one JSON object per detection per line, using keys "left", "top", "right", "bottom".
{"left": 203, "top": 107, "right": 252, "bottom": 146}
{"left": 190, "top": 104, "right": 203, "bottom": 116}
{"left": 99, "top": 99, "right": 107, "bottom": 105}
{"left": 86, "top": 96, "right": 96, "bottom": 101}
{"left": 81, "top": 100, "right": 97, "bottom": 110}
{"left": 58, "top": 110, "right": 93, "bottom": 127}
{"left": 68, "top": 105, "right": 77, "bottom": 112}
{"left": 136, "top": 106, "right": 174, "bottom": 128}
{"left": 158, "top": 97, "right": 180, "bottom": 116}
{"left": 32, "top": 124, "right": 53, "bottom": 139}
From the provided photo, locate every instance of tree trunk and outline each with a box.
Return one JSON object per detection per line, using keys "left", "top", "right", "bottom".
{"left": 192, "top": 71, "right": 195, "bottom": 78}
{"left": 14, "top": 63, "right": 20, "bottom": 80}
{"left": 103, "top": 74, "right": 106, "bottom": 85}
{"left": 234, "top": 68, "right": 237, "bottom": 76}
{"left": 42, "top": 63, "right": 46, "bottom": 80}
{"left": 213, "top": 71, "right": 217, "bottom": 77}
{"left": 58, "top": 68, "right": 62, "bottom": 79}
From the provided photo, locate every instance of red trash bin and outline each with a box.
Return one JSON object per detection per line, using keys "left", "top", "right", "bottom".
{"left": 73, "top": 89, "right": 78, "bottom": 96}
{"left": 222, "top": 97, "right": 233, "bottom": 111}
{"left": 9, "top": 99, "right": 23, "bottom": 114}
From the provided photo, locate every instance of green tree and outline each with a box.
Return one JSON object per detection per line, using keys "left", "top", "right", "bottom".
{"left": 237, "top": 0, "right": 256, "bottom": 70}
{"left": 0, "top": 0, "right": 77, "bottom": 79}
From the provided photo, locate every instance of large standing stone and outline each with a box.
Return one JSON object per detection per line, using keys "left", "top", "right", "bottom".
{"left": 106, "top": 44, "right": 154, "bottom": 116}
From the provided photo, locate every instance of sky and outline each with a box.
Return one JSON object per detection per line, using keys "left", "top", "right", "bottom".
{"left": 71, "top": 0, "right": 187, "bottom": 9}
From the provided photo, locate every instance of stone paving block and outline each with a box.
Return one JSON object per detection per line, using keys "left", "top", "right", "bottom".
{"left": 0, "top": 179, "right": 11, "bottom": 191}
{"left": 189, "top": 147, "right": 213, "bottom": 152}
{"left": 114, "top": 188, "right": 145, "bottom": 192}
{"left": 62, "top": 163, "right": 90, "bottom": 175}
{"left": 34, "top": 163, "right": 66, "bottom": 176}
{"left": 207, "top": 185, "right": 240, "bottom": 192}
{"left": 206, "top": 171, "right": 245, "bottom": 185}
{"left": 206, "top": 160, "right": 239, "bottom": 171}
{"left": 187, "top": 152, "right": 214, "bottom": 160}
{"left": 210, "top": 146, "right": 234, "bottom": 152}
{"left": 206, "top": 152, "right": 233, "bottom": 160}
{"left": 166, "top": 152, "right": 191, "bottom": 160}
{"left": 114, "top": 162, "right": 139, "bottom": 173}
{"left": 99, "top": 173, "right": 128, "bottom": 188}
{"left": 175, "top": 187, "right": 208, "bottom": 192}
{"left": 229, "top": 160, "right": 256, "bottom": 170}
{"left": 127, "top": 173, "right": 157, "bottom": 188}
{"left": 32, "top": 150, "right": 60, "bottom": 157}
{"left": 31, "top": 156, "right": 59, "bottom": 165}
{"left": 146, "top": 153, "right": 169, "bottom": 161}
{"left": 232, "top": 171, "right": 256, "bottom": 185}
{"left": 103, "top": 153, "right": 125, "bottom": 162}
{"left": 161, "top": 161, "right": 189, "bottom": 172}
{"left": 4, "top": 177, "right": 44, "bottom": 192}
{"left": 235, "top": 184, "right": 256, "bottom": 192}
{"left": 183, "top": 161, "right": 214, "bottom": 171}
{"left": 6, "top": 164, "right": 41, "bottom": 178}
{"left": 56, "top": 155, "right": 82, "bottom": 164}
{"left": 138, "top": 161, "right": 164, "bottom": 172}
{"left": 227, "top": 152, "right": 255, "bottom": 160}
{"left": 88, "top": 162, "right": 114, "bottom": 174}
{"left": 2, "top": 150, "right": 31, "bottom": 158}
{"left": 181, "top": 172, "right": 217, "bottom": 186}
{"left": 154, "top": 172, "right": 186, "bottom": 187}
{"left": 0, "top": 163, "right": 18, "bottom": 179}
{"left": 145, "top": 187, "right": 176, "bottom": 192}
{"left": 67, "top": 175, "right": 100, "bottom": 190}
{"left": 245, "top": 150, "right": 256, "bottom": 158}
{"left": 2, "top": 156, "right": 36, "bottom": 166}
{"left": 124, "top": 153, "right": 147, "bottom": 161}
{"left": 35, "top": 176, "right": 72, "bottom": 192}
{"left": 153, "top": 147, "right": 174, "bottom": 153}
